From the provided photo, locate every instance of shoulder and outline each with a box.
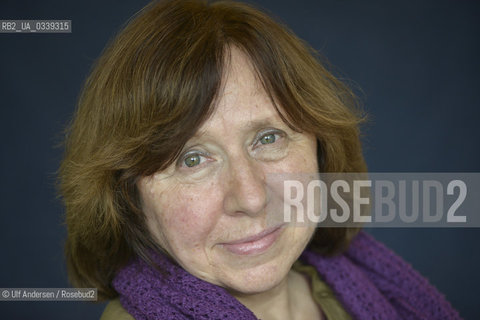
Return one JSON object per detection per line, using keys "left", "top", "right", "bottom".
{"left": 100, "top": 298, "right": 135, "bottom": 320}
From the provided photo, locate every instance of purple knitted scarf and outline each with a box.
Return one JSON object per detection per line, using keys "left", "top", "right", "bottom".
{"left": 113, "top": 231, "right": 461, "bottom": 319}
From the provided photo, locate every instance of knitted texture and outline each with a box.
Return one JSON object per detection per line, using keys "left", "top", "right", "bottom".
{"left": 113, "top": 231, "right": 461, "bottom": 319}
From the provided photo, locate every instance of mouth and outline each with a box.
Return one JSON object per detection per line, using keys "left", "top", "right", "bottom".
{"left": 220, "top": 224, "right": 286, "bottom": 256}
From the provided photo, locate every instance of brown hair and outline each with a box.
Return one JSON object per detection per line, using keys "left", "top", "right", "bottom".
{"left": 59, "top": 0, "right": 366, "bottom": 300}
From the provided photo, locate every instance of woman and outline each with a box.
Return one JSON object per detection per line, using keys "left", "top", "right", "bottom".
{"left": 59, "top": 0, "right": 460, "bottom": 319}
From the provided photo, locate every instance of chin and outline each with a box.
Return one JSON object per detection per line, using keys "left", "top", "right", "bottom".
{"left": 219, "top": 258, "right": 292, "bottom": 295}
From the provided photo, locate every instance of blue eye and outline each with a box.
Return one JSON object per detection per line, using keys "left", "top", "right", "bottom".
{"left": 260, "top": 133, "right": 276, "bottom": 145}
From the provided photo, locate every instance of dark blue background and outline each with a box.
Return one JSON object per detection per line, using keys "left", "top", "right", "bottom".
{"left": 1, "top": 0, "right": 479, "bottom": 319}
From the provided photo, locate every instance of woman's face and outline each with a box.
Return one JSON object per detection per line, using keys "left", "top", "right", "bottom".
{"left": 138, "top": 47, "right": 318, "bottom": 295}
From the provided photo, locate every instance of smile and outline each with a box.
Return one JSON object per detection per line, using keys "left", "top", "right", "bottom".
{"left": 220, "top": 224, "right": 285, "bottom": 256}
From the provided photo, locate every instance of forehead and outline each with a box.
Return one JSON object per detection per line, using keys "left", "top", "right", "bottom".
{"left": 195, "top": 47, "right": 282, "bottom": 137}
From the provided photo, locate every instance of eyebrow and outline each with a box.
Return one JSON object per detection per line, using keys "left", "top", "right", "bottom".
{"left": 244, "top": 118, "right": 279, "bottom": 130}
{"left": 193, "top": 117, "right": 285, "bottom": 139}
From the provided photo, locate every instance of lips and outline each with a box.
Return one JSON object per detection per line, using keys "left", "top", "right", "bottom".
{"left": 220, "top": 224, "right": 285, "bottom": 256}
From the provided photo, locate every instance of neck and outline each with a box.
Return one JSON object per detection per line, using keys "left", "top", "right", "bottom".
{"left": 230, "top": 269, "right": 321, "bottom": 320}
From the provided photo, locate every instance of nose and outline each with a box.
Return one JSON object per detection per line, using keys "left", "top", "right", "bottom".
{"left": 223, "top": 153, "right": 268, "bottom": 217}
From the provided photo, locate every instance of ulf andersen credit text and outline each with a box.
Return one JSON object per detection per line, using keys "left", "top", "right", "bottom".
{"left": 0, "top": 288, "right": 97, "bottom": 301}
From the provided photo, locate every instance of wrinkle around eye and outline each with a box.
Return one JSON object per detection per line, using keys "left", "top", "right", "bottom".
{"left": 250, "top": 134, "right": 289, "bottom": 161}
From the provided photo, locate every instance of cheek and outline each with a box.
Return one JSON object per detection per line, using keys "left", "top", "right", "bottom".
{"left": 282, "top": 138, "right": 318, "bottom": 173}
{"left": 144, "top": 180, "right": 225, "bottom": 250}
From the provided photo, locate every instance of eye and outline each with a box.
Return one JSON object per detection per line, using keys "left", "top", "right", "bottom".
{"left": 254, "top": 129, "right": 284, "bottom": 149}
{"left": 179, "top": 151, "right": 208, "bottom": 168}
{"left": 184, "top": 154, "right": 201, "bottom": 167}
{"left": 260, "top": 133, "right": 276, "bottom": 145}
{"left": 250, "top": 129, "right": 288, "bottom": 160}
